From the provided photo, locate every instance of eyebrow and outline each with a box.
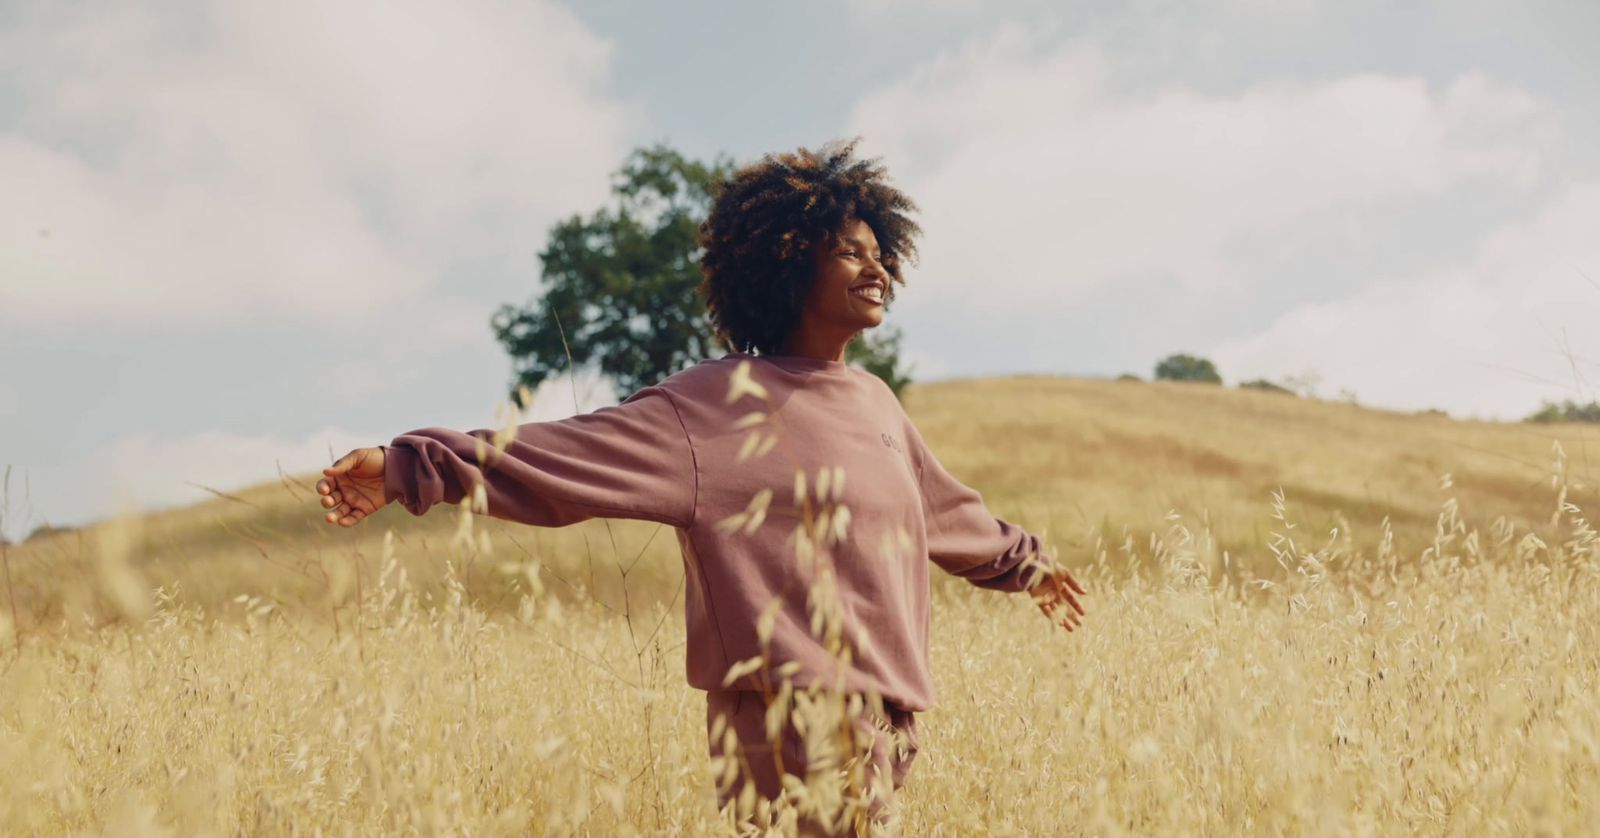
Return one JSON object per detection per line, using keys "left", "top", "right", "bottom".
{"left": 838, "top": 236, "right": 881, "bottom": 251}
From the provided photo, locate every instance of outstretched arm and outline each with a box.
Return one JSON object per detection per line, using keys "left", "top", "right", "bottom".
{"left": 907, "top": 420, "right": 1086, "bottom": 631}
{"left": 318, "top": 384, "right": 697, "bottom": 530}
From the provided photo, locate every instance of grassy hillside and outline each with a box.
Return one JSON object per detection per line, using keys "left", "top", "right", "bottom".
{"left": 4, "top": 374, "right": 1599, "bottom": 834}
{"left": 4, "top": 374, "right": 1590, "bottom": 629}
{"left": 917, "top": 375, "right": 1584, "bottom": 553}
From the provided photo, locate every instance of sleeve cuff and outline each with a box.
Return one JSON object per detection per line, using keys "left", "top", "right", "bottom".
{"left": 380, "top": 443, "right": 414, "bottom": 509}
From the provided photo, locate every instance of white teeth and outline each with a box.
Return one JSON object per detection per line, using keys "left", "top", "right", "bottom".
{"left": 852, "top": 286, "right": 884, "bottom": 302}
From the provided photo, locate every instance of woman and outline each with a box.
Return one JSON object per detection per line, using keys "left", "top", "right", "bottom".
{"left": 315, "top": 139, "right": 1087, "bottom": 834}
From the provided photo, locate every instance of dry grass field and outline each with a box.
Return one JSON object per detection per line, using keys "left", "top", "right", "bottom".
{"left": 3, "top": 375, "right": 1599, "bottom": 834}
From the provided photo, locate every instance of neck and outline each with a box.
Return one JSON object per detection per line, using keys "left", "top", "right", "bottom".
{"left": 778, "top": 327, "right": 853, "bottom": 362}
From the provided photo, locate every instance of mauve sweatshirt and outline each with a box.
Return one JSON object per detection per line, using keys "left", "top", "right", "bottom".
{"left": 381, "top": 352, "right": 1052, "bottom": 711}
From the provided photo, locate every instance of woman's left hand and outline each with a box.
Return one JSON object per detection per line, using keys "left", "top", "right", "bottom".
{"left": 1029, "top": 565, "right": 1087, "bottom": 632}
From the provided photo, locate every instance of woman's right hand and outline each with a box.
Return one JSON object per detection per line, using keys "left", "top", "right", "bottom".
{"left": 317, "top": 446, "right": 389, "bottom": 527}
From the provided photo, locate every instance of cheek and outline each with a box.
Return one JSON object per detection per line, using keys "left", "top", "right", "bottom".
{"left": 814, "top": 268, "right": 853, "bottom": 303}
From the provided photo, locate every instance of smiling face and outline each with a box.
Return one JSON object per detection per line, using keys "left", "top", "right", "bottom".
{"left": 787, "top": 217, "right": 895, "bottom": 351}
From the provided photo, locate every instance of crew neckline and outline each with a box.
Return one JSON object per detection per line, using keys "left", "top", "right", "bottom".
{"left": 729, "top": 351, "right": 851, "bottom": 373}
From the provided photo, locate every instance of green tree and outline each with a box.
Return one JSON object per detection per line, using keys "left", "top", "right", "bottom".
{"left": 25, "top": 523, "right": 75, "bottom": 542}
{"left": 1526, "top": 399, "right": 1600, "bottom": 423}
{"left": 1239, "top": 378, "right": 1294, "bottom": 396}
{"left": 492, "top": 144, "right": 916, "bottom": 402}
{"left": 847, "top": 323, "right": 915, "bottom": 401}
{"left": 1154, "top": 353, "right": 1222, "bottom": 384}
{"left": 492, "top": 145, "right": 731, "bottom": 401}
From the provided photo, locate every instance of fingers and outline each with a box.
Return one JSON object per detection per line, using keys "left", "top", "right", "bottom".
{"left": 1042, "top": 597, "right": 1077, "bottom": 631}
{"left": 324, "top": 511, "right": 360, "bottom": 527}
{"left": 1047, "top": 569, "right": 1088, "bottom": 615}
{"left": 1063, "top": 586, "right": 1086, "bottom": 617}
{"left": 1037, "top": 594, "right": 1080, "bottom": 631}
{"left": 320, "top": 476, "right": 380, "bottom": 525}
{"left": 1035, "top": 580, "right": 1085, "bottom": 633}
{"left": 315, "top": 480, "right": 386, "bottom": 526}
{"left": 1060, "top": 579, "right": 1086, "bottom": 620}
{"left": 323, "top": 504, "right": 366, "bottom": 527}
{"left": 316, "top": 451, "right": 388, "bottom": 523}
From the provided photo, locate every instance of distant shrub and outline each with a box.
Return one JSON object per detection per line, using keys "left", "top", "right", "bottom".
{"left": 1154, "top": 353, "right": 1221, "bottom": 384}
{"left": 1526, "top": 400, "right": 1600, "bottom": 423}
{"left": 1239, "top": 378, "right": 1294, "bottom": 396}
{"left": 1416, "top": 408, "right": 1450, "bottom": 419}
{"left": 1116, "top": 373, "right": 1141, "bottom": 382}
{"left": 25, "top": 523, "right": 76, "bottom": 542}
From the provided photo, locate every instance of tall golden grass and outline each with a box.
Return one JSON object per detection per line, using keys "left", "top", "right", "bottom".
{"left": 3, "top": 375, "right": 1598, "bottom": 834}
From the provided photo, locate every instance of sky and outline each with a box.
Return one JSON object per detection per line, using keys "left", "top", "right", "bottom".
{"left": 1, "top": 0, "right": 1597, "bottom": 542}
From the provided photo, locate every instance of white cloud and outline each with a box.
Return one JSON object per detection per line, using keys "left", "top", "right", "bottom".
{"left": 84, "top": 368, "right": 620, "bottom": 526}
{"left": 95, "top": 425, "right": 383, "bottom": 518}
{"left": 1213, "top": 181, "right": 1600, "bottom": 419}
{"left": 845, "top": 25, "right": 1546, "bottom": 309}
{"left": 0, "top": 0, "right": 639, "bottom": 331}
{"left": 512, "top": 368, "right": 621, "bottom": 423}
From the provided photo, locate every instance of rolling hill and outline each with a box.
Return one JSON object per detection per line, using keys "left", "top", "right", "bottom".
{"left": 5, "top": 374, "right": 1592, "bottom": 627}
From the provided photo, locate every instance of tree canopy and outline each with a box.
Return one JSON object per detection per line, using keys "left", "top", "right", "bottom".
{"left": 1154, "top": 353, "right": 1222, "bottom": 384}
{"left": 492, "top": 146, "right": 729, "bottom": 401}
{"left": 1526, "top": 399, "right": 1600, "bottom": 423}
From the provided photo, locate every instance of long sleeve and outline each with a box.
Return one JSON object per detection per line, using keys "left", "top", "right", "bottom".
{"left": 381, "top": 384, "right": 697, "bottom": 529}
{"left": 907, "top": 420, "right": 1052, "bottom": 592}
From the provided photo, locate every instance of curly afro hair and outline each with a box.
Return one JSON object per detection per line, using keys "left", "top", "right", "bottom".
{"left": 696, "top": 138, "right": 921, "bottom": 355}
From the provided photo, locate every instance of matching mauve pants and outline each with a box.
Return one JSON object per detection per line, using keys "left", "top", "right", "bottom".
{"left": 705, "top": 689, "right": 920, "bottom": 835}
